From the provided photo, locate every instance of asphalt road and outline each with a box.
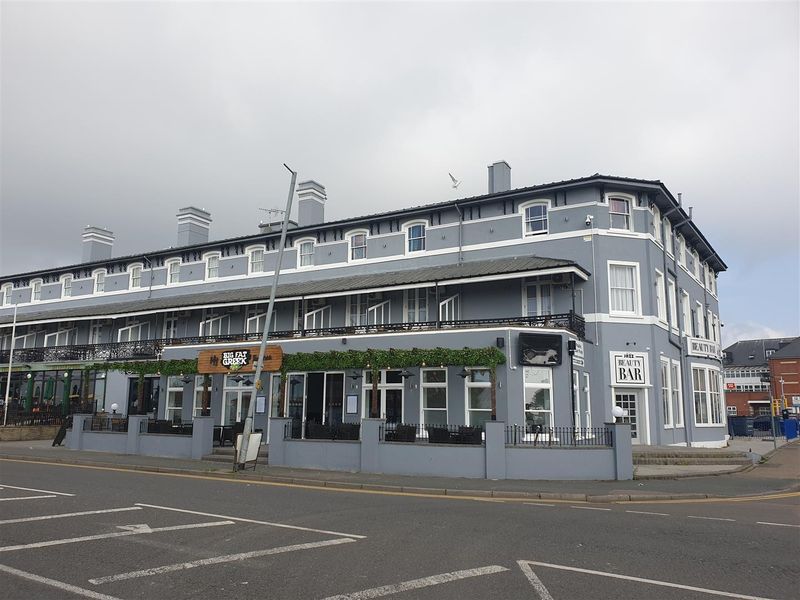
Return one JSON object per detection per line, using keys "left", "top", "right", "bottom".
{"left": 0, "top": 460, "right": 798, "bottom": 600}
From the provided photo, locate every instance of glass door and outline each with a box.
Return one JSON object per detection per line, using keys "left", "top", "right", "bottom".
{"left": 384, "top": 389, "right": 403, "bottom": 423}
{"left": 287, "top": 373, "right": 306, "bottom": 438}
{"left": 615, "top": 391, "right": 640, "bottom": 444}
{"left": 325, "top": 373, "right": 345, "bottom": 425}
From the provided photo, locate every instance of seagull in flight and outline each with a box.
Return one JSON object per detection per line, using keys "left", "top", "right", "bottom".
{"left": 449, "top": 173, "right": 461, "bottom": 189}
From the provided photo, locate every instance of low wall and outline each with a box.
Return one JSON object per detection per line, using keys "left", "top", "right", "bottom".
{"left": 269, "top": 418, "right": 633, "bottom": 481}
{"left": 378, "top": 443, "right": 485, "bottom": 478}
{"left": 284, "top": 440, "right": 361, "bottom": 472}
{"left": 80, "top": 431, "right": 128, "bottom": 454}
{"left": 0, "top": 425, "right": 60, "bottom": 442}
{"left": 66, "top": 414, "right": 215, "bottom": 460}
{"left": 506, "top": 447, "right": 616, "bottom": 480}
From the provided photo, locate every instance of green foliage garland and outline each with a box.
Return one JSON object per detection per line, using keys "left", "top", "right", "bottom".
{"left": 83, "top": 359, "right": 198, "bottom": 377}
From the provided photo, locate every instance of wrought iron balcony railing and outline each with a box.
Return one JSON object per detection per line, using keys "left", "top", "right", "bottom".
{"left": 1, "top": 311, "right": 585, "bottom": 365}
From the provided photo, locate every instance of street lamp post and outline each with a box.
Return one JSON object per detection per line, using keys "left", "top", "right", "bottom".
{"left": 237, "top": 164, "right": 297, "bottom": 469}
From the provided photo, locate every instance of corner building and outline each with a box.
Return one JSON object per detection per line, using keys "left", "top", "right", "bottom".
{"left": 0, "top": 163, "right": 728, "bottom": 447}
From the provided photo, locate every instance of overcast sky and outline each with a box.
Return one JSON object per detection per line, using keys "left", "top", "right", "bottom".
{"left": 1, "top": 1, "right": 798, "bottom": 346}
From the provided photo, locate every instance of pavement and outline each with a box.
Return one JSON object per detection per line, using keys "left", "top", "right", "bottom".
{"left": 1, "top": 437, "right": 797, "bottom": 503}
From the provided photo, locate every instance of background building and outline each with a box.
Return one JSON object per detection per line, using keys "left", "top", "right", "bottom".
{"left": 1, "top": 162, "right": 728, "bottom": 446}
{"left": 768, "top": 338, "right": 800, "bottom": 415}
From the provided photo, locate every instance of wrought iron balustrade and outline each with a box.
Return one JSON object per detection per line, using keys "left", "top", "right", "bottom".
{"left": 0, "top": 311, "right": 585, "bottom": 365}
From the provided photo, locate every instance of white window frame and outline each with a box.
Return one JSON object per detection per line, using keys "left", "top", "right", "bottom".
{"left": 166, "top": 259, "right": 181, "bottom": 285}
{"left": 660, "top": 358, "right": 674, "bottom": 428}
{"left": 692, "top": 364, "right": 724, "bottom": 426}
{"left": 246, "top": 245, "right": 266, "bottom": 275}
{"left": 404, "top": 221, "right": 427, "bottom": 254}
{"left": 607, "top": 193, "right": 634, "bottom": 231}
{"left": 88, "top": 321, "right": 103, "bottom": 345}
{"left": 346, "top": 230, "right": 368, "bottom": 262}
{"left": 692, "top": 250, "right": 701, "bottom": 280}
{"left": 524, "top": 366, "right": 553, "bottom": 430}
{"left": 117, "top": 320, "right": 150, "bottom": 342}
{"left": 1, "top": 283, "right": 11, "bottom": 306}
{"left": 651, "top": 204, "right": 662, "bottom": 244}
{"left": 694, "top": 301, "right": 704, "bottom": 338}
{"left": 14, "top": 331, "right": 38, "bottom": 348}
{"left": 438, "top": 294, "right": 460, "bottom": 321}
{"left": 667, "top": 278, "right": 678, "bottom": 331}
{"left": 404, "top": 288, "right": 433, "bottom": 323}
{"left": 672, "top": 360, "right": 684, "bottom": 427}
{"left": 608, "top": 261, "right": 641, "bottom": 317}
{"left": 420, "top": 368, "right": 448, "bottom": 425}
{"left": 31, "top": 278, "right": 43, "bottom": 302}
{"left": 163, "top": 313, "right": 178, "bottom": 340}
{"left": 296, "top": 238, "right": 315, "bottom": 268}
{"left": 60, "top": 274, "right": 73, "bottom": 298}
{"left": 304, "top": 305, "right": 331, "bottom": 330}
{"left": 199, "top": 313, "right": 230, "bottom": 337}
{"left": 663, "top": 220, "right": 673, "bottom": 256}
{"left": 525, "top": 282, "right": 553, "bottom": 318}
{"left": 193, "top": 375, "right": 208, "bottom": 417}
{"left": 464, "top": 367, "right": 492, "bottom": 427}
{"left": 128, "top": 263, "right": 143, "bottom": 289}
{"left": 681, "top": 290, "right": 691, "bottom": 335}
{"left": 520, "top": 199, "right": 550, "bottom": 236}
{"left": 204, "top": 252, "right": 221, "bottom": 280}
{"left": 44, "top": 328, "right": 75, "bottom": 347}
{"left": 245, "top": 306, "right": 276, "bottom": 334}
{"left": 367, "top": 300, "right": 390, "bottom": 325}
{"left": 655, "top": 270, "right": 666, "bottom": 322}
{"left": 92, "top": 270, "right": 106, "bottom": 294}
{"left": 677, "top": 235, "right": 686, "bottom": 267}
{"left": 165, "top": 376, "right": 184, "bottom": 422}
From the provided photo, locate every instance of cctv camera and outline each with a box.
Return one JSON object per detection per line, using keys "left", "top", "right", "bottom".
{"left": 585, "top": 215, "right": 593, "bottom": 227}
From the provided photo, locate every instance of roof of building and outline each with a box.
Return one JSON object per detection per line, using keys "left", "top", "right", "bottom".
{"left": 722, "top": 337, "right": 798, "bottom": 367}
{"left": 0, "top": 255, "right": 585, "bottom": 326}
{"left": 769, "top": 336, "right": 800, "bottom": 360}
{"left": 0, "top": 173, "right": 726, "bottom": 282}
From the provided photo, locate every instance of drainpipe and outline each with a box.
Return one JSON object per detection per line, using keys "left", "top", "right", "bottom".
{"left": 454, "top": 203, "right": 464, "bottom": 264}
{"left": 143, "top": 255, "right": 154, "bottom": 299}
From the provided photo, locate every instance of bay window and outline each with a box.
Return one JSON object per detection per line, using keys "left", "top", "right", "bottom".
{"left": 692, "top": 365, "right": 723, "bottom": 426}
{"left": 609, "top": 196, "right": 631, "bottom": 230}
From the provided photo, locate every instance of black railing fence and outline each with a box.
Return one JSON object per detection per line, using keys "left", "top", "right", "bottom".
{"left": 139, "top": 420, "right": 194, "bottom": 435}
{"left": 0, "top": 311, "right": 585, "bottom": 365}
{"left": 505, "top": 425, "right": 612, "bottom": 448}
{"left": 284, "top": 419, "right": 361, "bottom": 441}
{"left": 379, "top": 422, "right": 484, "bottom": 445}
{"left": 84, "top": 416, "right": 128, "bottom": 432}
{"left": 0, "top": 407, "right": 67, "bottom": 427}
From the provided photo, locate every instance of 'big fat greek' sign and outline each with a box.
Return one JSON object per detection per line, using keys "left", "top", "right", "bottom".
{"left": 221, "top": 349, "right": 251, "bottom": 369}
{"left": 611, "top": 352, "right": 649, "bottom": 386}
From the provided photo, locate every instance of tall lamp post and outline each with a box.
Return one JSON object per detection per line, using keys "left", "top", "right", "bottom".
{"left": 237, "top": 164, "right": 297, "bottom": 469}
{"left": 760, "top": 375, "right": 779, "bottom": 451}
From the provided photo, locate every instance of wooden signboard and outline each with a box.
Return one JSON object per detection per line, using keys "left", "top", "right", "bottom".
{"left": 197, "top": 345, "right": 283, "bottom": 374}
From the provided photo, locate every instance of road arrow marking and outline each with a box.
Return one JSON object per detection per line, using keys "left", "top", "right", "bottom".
{"left": 115, "top": 524, "right": 152, "bottom": 533}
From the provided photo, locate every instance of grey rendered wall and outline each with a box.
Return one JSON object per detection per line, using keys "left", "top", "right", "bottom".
{"left": 79, "top": 432, "right": 128, "bottom": 453}
{"left": 139, "top": 434, "right": 195, "bottom": 459}
{"left": 220, "top": 257, "right": 247, "bottom": 278}
{"left": 376, "top": 443, "right": 485, "bottom": 478}
{"left": 283, "top": 440, "right": 361, "bottom": 471}
{"left": 505, "top": 447, "right": 616, "bottom": 480}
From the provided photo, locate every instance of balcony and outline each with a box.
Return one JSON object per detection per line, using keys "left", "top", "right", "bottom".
{"left": 1, "top": 311, "right": 585, "bottom": 365}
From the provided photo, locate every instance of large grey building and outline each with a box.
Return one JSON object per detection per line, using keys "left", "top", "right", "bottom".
{"left": 0, "top": 162, "right": 728, "bottom": 446}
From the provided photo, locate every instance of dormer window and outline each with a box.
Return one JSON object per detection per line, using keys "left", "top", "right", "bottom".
{"left": 61, "top": 275, "right": 73, "bottom": 298}
{"left": 0, "top": 284, "right": 9, "bottom": 306}
{"left": 247, "top": 246, "right": 265, "bottom": 274}
{"left": 167, "top": 260, "right": 180, "bottom": 285}
{"left": 93, "top": 270, "right": 106, "bottom": 294}
{"left": 609, "top": 196, "right": 632, "bottom": 230}
{"left": 129, "top": 265, "right": 142, "bottom": 289}
{"left": 521, "top": 201, "right": 549, "bottom": 236}
{"left": 205, "top": 253, "right": 220, "bottom": 279}
{"left": 405, "top": 222, "right": 426, "bottom": 253}
{"left": 31, "top": 279, "right": 43, "bottom": 302}
{"left": 348, "top": 231, "right": 368, "bottom": 261}
{"left": 297, "top": 239, "right": 315, "bottom": 267}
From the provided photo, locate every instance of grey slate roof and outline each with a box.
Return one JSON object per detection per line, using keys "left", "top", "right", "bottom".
{"left": 770, "top": 337, "right": 800, "bottom": 360}
{"left": 0, "top": 255, "right": 584, "bottom": 325}
{"left": 722, "top": 337, "right": 798, "bottom": 367}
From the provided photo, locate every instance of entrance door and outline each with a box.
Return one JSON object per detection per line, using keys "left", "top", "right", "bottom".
{"left": 128, "top": 377, "right": 159, "bottom": 415}
{"left": 325, "top": 373, "right": 345, "bottom": 425}
{"left": 306, "top": 373, "right": 324, "bottom": 424}
{"left": 287, "top": 374, "right": 306, "bottom": 437}
{"left": 384, "top": 389, "right": 403, "bottom": 423}
{"left": 615, "top": 391, "right": 640, "bottom": 444}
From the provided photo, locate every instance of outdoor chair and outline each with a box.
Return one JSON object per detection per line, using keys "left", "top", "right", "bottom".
{"left": 306, "top": 422, "right": 334, "bottom": 439}
{"left": 394, "top": 424, "right": 417, "bottom": 443}
{"left": 335, "top": 423, "right": 360, "bottom": 440}
{"left": 457, "top": 426, "right": 482, "bottom": 445}
{"left": 426, "top": 426, "right": 451, "bottom": 444}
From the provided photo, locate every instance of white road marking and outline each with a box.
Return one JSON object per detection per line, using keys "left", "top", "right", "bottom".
{"left": 136, "top": 502, "right": 367, "bottom": 539}
{"left": 571, "top": 506, "right": 611, "bottom": 511}
{"left": 517, "top": 560, "right": 555, "bottom": 600}
{"left": 115, "top": 524, "right": 152, "bottom": 533}
{"left": 0, "top": 507, "right": 141, "bottom": 525}
{"left": 521, "top": 560, "right": 776, "bottom": 600}
{"left": 687, "top": 516, "right": 736, "bottom": 522}
{"left": 89, "top": 538, "right": 355, "bottom": 585}
{"left": 625, "top": 510, "right": 669, "bottom": 517}
{"left": 0, "top": 484, "right": 74, "bottom": 496}
{"left": 0, "top": 562, "right": 122, "bottom": 600}
{"left": 0, "top": 495, "right": 57, "bottom": 502}
{"left": 320, "top": 565, "right": 509, "bottom": 599}
{"left": 524, "top": 503, "right": 555, "bottom": 507}
{"left": 757, "top": 521, "right": 800, "bottom": 528}
{"left": 0, "top": 520, "right": 233, "bottom": 553}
